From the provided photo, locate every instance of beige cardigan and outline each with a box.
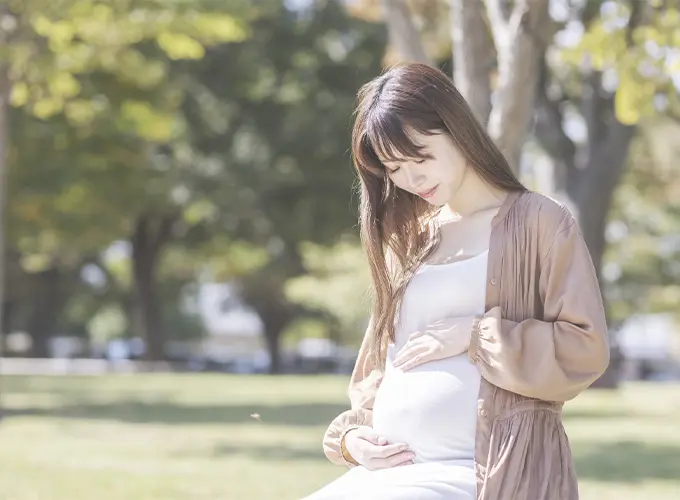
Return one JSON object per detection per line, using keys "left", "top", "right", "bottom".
{"left": 322, "top": 190, "right": 610, "bottom": 500}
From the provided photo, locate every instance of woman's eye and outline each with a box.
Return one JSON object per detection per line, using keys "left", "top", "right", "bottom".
{"left": 386, "top": 166, "right": 400, "bottom": 174}
{"left": 414, "top": 159, "right": 426, "bottom": 165}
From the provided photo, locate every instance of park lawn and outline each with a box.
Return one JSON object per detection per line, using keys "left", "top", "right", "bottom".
{"left": 1, "top": 375, "right": 679, "bottom": 500}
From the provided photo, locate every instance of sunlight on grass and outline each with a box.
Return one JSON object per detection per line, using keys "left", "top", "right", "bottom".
{"left": 1, "top": 375, "right": 679, "bottom": 499}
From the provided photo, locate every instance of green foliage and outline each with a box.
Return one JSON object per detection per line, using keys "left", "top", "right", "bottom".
{"left": 605, "top": 118, "right": 680, "bottom": 325}
{"left": 177, "top": 0, "right": 385, "bottom": 352}
{"left": 88, "top": 303, "right": 129, "bottom": 343}
{"left": 5, "top": 0, "right": 249, "bottom": 131}
{"left": 281, "top": 317, "right": 328, "bottom": 348}
{"left": 5, "top": 0, "right": 255, "bottom": 275}
{"left": 182, "top": 0, "right": 386, "bottom": 249}
{"left": 559, "top": 2, "right": 680, "bottom": 125}
{"left": 286, "top": 239, "right": 372, "bottom": 345}
{"left": 4, "top": 0, "right": 386, "bottom": 355}
{"left": 161, "top": 289, "right": 206, "bottom": 341}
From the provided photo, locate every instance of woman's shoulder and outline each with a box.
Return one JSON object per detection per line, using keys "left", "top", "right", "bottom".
{"left": 507, "top": 191, "right": 580, "bottom": 258}
{"left": 514, "top": 190, "right": 576, "bottom": 233}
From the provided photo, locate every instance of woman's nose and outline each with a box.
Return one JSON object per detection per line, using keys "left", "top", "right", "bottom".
{"left": 406, "top": 169, "right": 426, "bottom": 189}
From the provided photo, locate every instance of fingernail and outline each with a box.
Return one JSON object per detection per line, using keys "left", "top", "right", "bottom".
{"left": 378, "top": 437, "right": 387, "bottom": 445}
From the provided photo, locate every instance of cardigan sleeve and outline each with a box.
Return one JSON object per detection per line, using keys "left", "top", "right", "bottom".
{"left": 322, "top": 315, "right": 383, "bottom": 466}
{"left": 468, "top": 214, "right": 610, "bottom": 402}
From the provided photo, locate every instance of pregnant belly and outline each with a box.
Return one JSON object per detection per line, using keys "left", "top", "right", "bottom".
{"left": 372, "top": 352, "right": 481, "bottom": 464}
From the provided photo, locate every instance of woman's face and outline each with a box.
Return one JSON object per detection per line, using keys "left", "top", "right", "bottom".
{"left": 381, "top": 131, "right": 467, "bottom": 206}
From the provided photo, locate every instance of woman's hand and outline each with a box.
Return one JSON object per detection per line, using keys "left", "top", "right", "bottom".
{"left": 343, "top": 426, "right": 415, "bottom": 470}
{"left": 392, "top": 316, "right": 475, "bottom": 371}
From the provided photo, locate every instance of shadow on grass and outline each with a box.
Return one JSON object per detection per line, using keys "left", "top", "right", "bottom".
{"left": 3, "top": 401, "right": 347, "bottom": 427}
{"left": 213, "top": 444, "right": 326, "bottom": 462}
{"left": 574, "top": 440, "right": 680, "bottom": 482}
{"left": 2, "top": 376, "right": 100, "bottom": 396}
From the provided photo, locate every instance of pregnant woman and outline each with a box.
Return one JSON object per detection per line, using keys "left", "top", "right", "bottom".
{"left": 303, "top": 63, "right": 609, "bottom": 500}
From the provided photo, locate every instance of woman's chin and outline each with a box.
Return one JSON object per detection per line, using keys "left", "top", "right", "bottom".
{"left": 425, "top": 196, "right": 446, "bottom": 207}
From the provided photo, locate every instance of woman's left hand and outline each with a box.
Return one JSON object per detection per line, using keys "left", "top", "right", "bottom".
{"left": 392, "top": 316, "right": 475, "bottom": 371}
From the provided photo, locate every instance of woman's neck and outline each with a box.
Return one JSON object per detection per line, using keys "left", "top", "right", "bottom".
{"left": 441, "top": 171, "right": 507, "bottom": 220}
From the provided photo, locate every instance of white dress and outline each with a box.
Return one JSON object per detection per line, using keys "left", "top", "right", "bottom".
{"left": 303, "top": 251, "right": 487, "bottom": 500}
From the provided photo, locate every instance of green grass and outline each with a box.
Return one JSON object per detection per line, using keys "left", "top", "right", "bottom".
{"left": 1, "top": 375, "right": 679, "bottom": 500}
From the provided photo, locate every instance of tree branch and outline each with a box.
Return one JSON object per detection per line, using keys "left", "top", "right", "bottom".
{"left": 450, "top": 0, "right": 494, "bottom": 125}
{"left": 625, "top": 0, "right": 644, "bottom": 46}
{"left": 581, "top": 0, "right": 646, "bottom": 154}
{"left": 381, "top": 0, "right": 430, "bottom": 64}
{"left": 572, "top": 120, "right": 636, "bottom": 217}
{"left": 484, "top": 0, "right": 511, "bottom": 44}
{"left": 580, "top": 0, "right": 605, "bottom": 29}
{"left": 156, "top": 213, "right": 178, "bottom": 250}
{"left": 580, "top": 71, "right": 608, "bottom": 148}
{"left": 486, "top": 0, "right": 551, "bottom": 171}
{"left": 534, "top": 59, "right": 577, "bottom": 174}
{"left": 0, "top": 1, "right": 12, "bottom": 352}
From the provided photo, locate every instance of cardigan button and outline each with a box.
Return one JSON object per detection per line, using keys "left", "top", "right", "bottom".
{"left": 479, "top": 408, "right": 488, "bottom": 417}
{"left": 490, "top": 278, "right": 498, "bottom": 285}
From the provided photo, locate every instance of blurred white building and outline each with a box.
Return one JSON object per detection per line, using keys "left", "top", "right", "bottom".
{"left": 189, "top": 282, "right": 268, "bottom": 369}
{"left": 618, "top": 313, "right": 680, "bottom": 380}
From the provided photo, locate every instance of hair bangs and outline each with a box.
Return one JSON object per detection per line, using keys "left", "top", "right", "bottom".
{"left": 365, "top": 109, "right": 435, "bottom": 166}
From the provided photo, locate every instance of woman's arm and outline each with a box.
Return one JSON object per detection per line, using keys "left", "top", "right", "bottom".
{"left": 469, "top": 214, "right": 610, "bottom": 402}
{"left": 322, "top": 316, "right": 383, "bottom": 466}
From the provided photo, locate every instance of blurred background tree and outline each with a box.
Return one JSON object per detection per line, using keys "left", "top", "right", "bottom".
{"left": 177, "top": 0, "right": 386, "bottom": 371}
{"left": 605, "top": 117, "right": 680, "bottom": 326}
{"left": 365, "top": 0, "right": 680, "bottom": 387}
{"left": 0, "top": 0, "right": 678, "bottom": 381}
{"left": 1, "top": 0, "right": 249, "bottom": 358}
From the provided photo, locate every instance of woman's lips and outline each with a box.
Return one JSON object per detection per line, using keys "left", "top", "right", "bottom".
{"left": 418, "top": 185, "right": 438, "bottom": 199}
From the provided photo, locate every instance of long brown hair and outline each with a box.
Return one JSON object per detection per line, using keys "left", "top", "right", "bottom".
{"left": 352, "top": 62, "right": 525, "bottom": 368}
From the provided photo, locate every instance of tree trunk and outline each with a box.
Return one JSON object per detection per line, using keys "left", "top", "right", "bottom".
{"left": 481, "top": 0, "right": 552, "bottom": 170}
{"left": 536, "top": 63, "right": 638, "bottom": 389}
{"left": 571, "top": 127, "right": 635, "bottom": 388}
{"left": 450, "top": 0, "right": 493, "bottom": 125}
{"left": 263, "top": 319, "right": 284, "bottom": 375}
{"left": 382, "top": 0, "right": 550, "bottom": 171}
{"left": 255, "top": 298, "right": 292, "bottom": 374}
{"left": 381, "top": 1, "right": 629, "bottom": 388}
{"left": 568, "top": 123, "right": 637, "bottom": 278}
{"left": 0, "top": 62, "right": 9, "bottom": 357}
{"left": 381, "top": 0, "right": 429, "bottom": 64}
{"left": 240, "top": 275, "right": 297, "bottom": 375}
{"left": 26, "top": 267, "right": 68, "bottom": 358}
{"left": 131, "top": 213, "right": 175, "bottom": 361}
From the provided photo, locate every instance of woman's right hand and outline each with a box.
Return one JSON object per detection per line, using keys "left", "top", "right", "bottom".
{"left": 343, "top": 426, "right": 415, "bottom": 470}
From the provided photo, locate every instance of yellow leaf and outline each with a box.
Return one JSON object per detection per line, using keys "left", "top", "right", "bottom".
{"left": 10, "top": 82, "right": 29, "bottom": 107}
{"left": 33, "top": 97, "right": 64, "bottom": 119}
{"left": 21, "top": 254, "right": 52, "bottom": 273}
{"left": 91, "top": 4, "right": 113, "bottom": 21}
{"left": 184, "top": 200, "right": 216, "bottom": 225}
{"left": 31, "top": 14, "right": 52, "bottom": 36}
{"left": 156, "top": 32, "right": 205, "bottom": 60}
{"left": 121, "top": 100, "right": 176, "bottom": 141}
{"left": 65, "top": 99, "right": 97, "bottom": 125}
{"left": 48, "top": 73, "right": 81, "bottom": 98}
{"left": 615, "top": 76, "right": 640, "bottom": 125}
{"left": 49, "top": 21, "right": 75, "bottom": 46}
{"left": 192, "top": 15, "right": 250, "bottom": 42}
